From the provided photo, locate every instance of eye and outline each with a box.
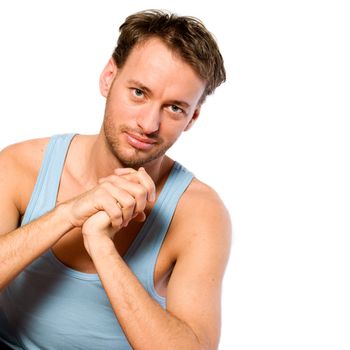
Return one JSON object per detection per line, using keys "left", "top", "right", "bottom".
{"left": 132, "top": 88, "right": 144, "bottom": 98}
{"left": 170, "top": 104, "right": 184, "bottom": 114}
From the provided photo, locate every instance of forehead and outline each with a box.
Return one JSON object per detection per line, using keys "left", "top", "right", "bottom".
{"left": 118, "top": 38, "right": 205, "bottom": 103}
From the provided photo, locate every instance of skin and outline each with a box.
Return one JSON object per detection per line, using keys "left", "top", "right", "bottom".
{"left": 0, "top": 37, "right": 231, "bottom": 349}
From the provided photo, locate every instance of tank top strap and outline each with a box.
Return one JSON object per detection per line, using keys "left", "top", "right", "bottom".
{"left": 125, "top": 161, "right": 194, "bottom": 261}
{"left": 22, "top": 133, "right": 76, "bottom": 225}
{"left": 125, "top": 161, "right": 194, "bottom": 303}
{"left": 148, "top": 161, "right": 194, "bottom": 246}
{"left": 146, "top": 161, "right": 194, "bottom": 254}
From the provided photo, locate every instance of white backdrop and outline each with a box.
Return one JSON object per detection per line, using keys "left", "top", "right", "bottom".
{"left": 1, "top": 1, "right": 350, "bottom": 349}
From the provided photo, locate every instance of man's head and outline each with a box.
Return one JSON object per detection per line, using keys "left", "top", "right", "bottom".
{"left": 112, "top": 9, "right": 226, "bottom": 104}
{"left": 100, "top": 10, "right": 226, "bottom": 168}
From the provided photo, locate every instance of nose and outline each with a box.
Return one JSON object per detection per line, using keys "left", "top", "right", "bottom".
{"left": 136, "top": 104, "right": 161, "bottom": 135}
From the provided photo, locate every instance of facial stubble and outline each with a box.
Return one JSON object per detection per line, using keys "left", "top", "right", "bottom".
{"left": 103, "top": 112, "right": 175, "bottom": 169}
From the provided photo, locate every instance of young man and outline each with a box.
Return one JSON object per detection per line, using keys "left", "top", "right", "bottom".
{"left": 0, "top": 9, "right": 231, "bottom": 350}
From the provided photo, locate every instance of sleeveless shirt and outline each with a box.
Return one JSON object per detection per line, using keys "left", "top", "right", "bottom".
{"left": 0, "top": 134, "right": 194, "bottom": 350}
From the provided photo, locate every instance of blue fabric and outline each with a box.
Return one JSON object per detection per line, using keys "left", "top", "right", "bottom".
{"left": 0, "top": 134, "right": 194, "bottom": 350}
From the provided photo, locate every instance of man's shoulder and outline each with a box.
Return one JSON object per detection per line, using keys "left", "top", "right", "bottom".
{"left": 173, "top": 177, "right": 231, "bottom": 240}
{"left": 0, "top": 137, "right": 51, "bottom": 213}
{"left": 0, "top": 137, "right": 51, "bottom": 173}
{"left": 167, "top": 176, "right": 231, "bottom": 266}
{"left": 184, "top": 178, "right": 229, "bottom": 216}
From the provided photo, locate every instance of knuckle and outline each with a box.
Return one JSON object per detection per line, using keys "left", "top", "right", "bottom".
{"left": 124, "top": 197, "right": 136, "bottom": 210}
{"left": 122, "top": 173, "right": 138, "bottom": 183}
{"left": 112, "top": 211, "right": 123, "bottom": 222}
{"left": 111, "top": 217, "right": 123, "bottom": 228}
{"left": 94, "top": 187, "right": 108, "bottom": 200}
{"left": 99, "top": 180, "right": 113, "bottom": 190}
{"left": 134, "top": 184, "right": 147, "bottom": 198}
{"left": 96, "top": 182, "right": 108, "bottom": 192}
{"left": 109, "top": 208, "right": 122, "bottom": 224}
{"left": 109, "top": 174, "right": 119, "bottom": 183}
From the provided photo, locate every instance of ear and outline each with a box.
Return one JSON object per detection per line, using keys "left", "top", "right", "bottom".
{"left": 99, "top": 58, "right": 118, "bottom": 97}
{"left": 184, "top": 107, "right": 201, "bottom": 131}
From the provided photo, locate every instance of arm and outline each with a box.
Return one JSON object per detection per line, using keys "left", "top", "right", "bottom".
{"left": 0, "top": 145, "right": 154, "bottom": 290}
{"left": 0, "top": 144, "right": 74, "bottom": 290}
{"left": 83, "top": 181, "right": 231, "bottom": 349}
{"left": 0, "top": 205, "right": 74, "bottom": 290}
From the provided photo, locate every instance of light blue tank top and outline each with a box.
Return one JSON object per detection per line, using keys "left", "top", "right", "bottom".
{"left": 0, "top": 134, "right": 194, "bottom": 350}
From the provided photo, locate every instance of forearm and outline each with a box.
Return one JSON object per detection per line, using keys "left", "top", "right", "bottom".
{"left": 0, "top": 203, "right": 73, "bottom": 290}
{"left": 86, "top": 237, "right": 204, "bottom": 350}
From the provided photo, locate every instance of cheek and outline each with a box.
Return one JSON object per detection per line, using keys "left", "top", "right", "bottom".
{"left": 160, "top": 121, "right": 187, "bottom": 142}
{"left": 107, "top": 91, "right": 144, "bottom": 120}
{"left": 105, "top": 97, "right": 128, "bottom": 123}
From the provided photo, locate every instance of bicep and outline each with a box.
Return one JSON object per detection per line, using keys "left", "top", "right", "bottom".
{"left": 166, "top": 205, "right": 231, "bottom": 348}
{"left": 0, "top": 199, "right": 20, "bottom": 235}
{"left": 0, "top": 148, "right": 21, "bottom": 235}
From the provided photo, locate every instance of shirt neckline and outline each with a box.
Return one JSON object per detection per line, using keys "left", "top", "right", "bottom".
{"left": 47, "top": 161, "right": 180, "bottom": 280}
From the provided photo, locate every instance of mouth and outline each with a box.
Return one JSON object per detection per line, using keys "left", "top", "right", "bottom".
{"left": 125, "top": 132, "right": 157, "bottom": 151}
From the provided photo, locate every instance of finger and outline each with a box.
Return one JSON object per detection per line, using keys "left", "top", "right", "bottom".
{"left": 100, "top": 168, "right": 136, "bottom": 185}
{"left": 113, "top": 192, "right": 137, "bottom": 227}
{"left": 118, "top": 178, "right": 147, "bottom": 216}
{"left": 114, "top": 168, "right": 137, "bottom": 176}
{"left": 103, "top": 176, "right": 148, "bottom": 216}
{"left": 113, "top": 169, "right": 140, "bottom": 185}
{"left": 113, "top": 169, "right": 156, "bottom": 201}
{"left": 98, "top": 182, "right": 136, "bottom": 226}
{"left": 115, "top": 173, "right": 140, "bottom": 184}
{"left": 97, "top": 195, "right": 123, "bottom": 229}
{"left": 137, "top": 167, "right": 156, "bottom": 202}
{"left": 98, "top": 177, "right": 106, "bottom": 184}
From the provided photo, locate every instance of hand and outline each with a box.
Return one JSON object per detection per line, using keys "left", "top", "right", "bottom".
{"left": 81, "top": 210, "right": 115, "bottom": 256}
{"left": 80, "top": 167, "right": 155, "bottom": 256}
{"left": 64, "top": 167, "right": 156, "bottom": 230}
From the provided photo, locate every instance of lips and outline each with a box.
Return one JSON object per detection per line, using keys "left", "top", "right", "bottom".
{"left": 125, "top": 132, "right": 157, "bottom": 151}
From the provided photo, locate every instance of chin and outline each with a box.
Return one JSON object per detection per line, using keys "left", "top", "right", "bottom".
{"left": 117, "top": 157, "right": 150, "bottom": 168}
{"left": 117, "top": 146, "right": 171, "bottom": 168}
{"left": 117, "top": 153, "right": 161, "bottom": 168}
{"left": 105, "top": 130, "right": 172, "bottom": 168}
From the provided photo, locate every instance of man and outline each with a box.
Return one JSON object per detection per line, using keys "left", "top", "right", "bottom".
{"left": 0, "top": 9, "right": 231, "bottom": 350}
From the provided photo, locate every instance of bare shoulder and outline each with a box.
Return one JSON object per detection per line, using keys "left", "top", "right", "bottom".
{"left": 0, "top": 137, "right": 50, "bottom": 179}
{"left": 0, "top": 137, "right": 50, "bottom": 214}
{"left": 170, "top": 177, "right": 232, "bottom": 262}
{"left": 177, "top": 178, "right": 231, "bottom": 233}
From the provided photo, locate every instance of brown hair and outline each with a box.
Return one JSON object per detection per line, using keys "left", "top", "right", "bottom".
{"left": 112, "top": 9, "right": 226, "bottom": 104}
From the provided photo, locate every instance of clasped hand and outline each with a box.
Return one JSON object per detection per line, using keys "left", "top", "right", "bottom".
{"left": 64, "top": 167, "right": 156, "bottom": 255}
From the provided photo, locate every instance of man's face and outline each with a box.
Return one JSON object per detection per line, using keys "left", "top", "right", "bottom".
{"left": 100, "top": 37, "right": 205, "bottom": 168}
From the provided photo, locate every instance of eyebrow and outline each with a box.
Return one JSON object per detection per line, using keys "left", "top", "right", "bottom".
{"left": 127, "top": 79, "right": 191, "bottom": 109}
{"left": 128, "top": 79, "right": 152, "bottom": 95}
{"left": 169, "top": 100, "right": 190, "bottom": 109}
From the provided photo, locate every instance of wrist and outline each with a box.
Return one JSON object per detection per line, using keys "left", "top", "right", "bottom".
{"left": 54, "top": 202, "right": 75, "bottom": 233}
{"left": 83, "top": 235, "right": 116, "bottom": 258}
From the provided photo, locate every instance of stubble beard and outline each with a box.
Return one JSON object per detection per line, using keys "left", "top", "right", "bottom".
{"left": 103, "top": 114, "right": 173, "bottom": 169}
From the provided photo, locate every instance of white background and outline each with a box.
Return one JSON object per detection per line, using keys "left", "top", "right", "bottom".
{"left": 1, "top": 1, "right": 350, "bottom": 349}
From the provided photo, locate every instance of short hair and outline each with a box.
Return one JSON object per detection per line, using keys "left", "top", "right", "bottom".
{"left": 112, "top": 9, "right": 226, "bottom": 104}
